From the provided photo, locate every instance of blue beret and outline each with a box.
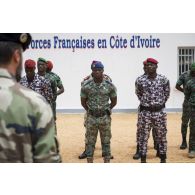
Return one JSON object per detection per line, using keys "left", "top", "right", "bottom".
{"left": 91, "top": 61, "right": 104, "bottom": 70}
{"left": 0, "top": 33, "right": 31, "bottom": 51}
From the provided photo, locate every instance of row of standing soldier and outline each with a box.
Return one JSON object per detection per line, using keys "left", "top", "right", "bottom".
{"left": 1, "top": 33, "right": 195, "bottom": 163}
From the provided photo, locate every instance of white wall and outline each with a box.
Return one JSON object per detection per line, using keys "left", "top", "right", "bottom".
{"left": 23, "top": 33, "right": 195, "bottom": 111}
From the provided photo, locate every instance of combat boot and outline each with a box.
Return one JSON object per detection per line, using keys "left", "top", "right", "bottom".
{"left": 160, "top": 154, "right": 166, "bottom": 163}
{"left": 78, "top": 150, "right": 87, "bottom": 159}
{"left": 141, "top": 155, "right": 147, "bottom": 163}
{"left": 87, "top": 157, "right": 93, "bottom": 163}
{"left": 180, "top": 136, "right": 187, "bottom": 150}
{"left": 133, "top": 144, "right": 141, "bottom": 160}
{"left": 104, "top": 157, "right": 110, "bottom": 163}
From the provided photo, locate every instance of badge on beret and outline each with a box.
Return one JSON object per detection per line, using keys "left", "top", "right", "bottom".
{"left": 20, "top": 33, "right": 28, "bottom": 43}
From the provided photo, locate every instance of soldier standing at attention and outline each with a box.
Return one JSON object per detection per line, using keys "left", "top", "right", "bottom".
{"left": 46, "top": 60, "right": 64, "bottom": 121}
{"left": 79, "top": 61, "right": 114, "bottom": 160}
{"left": 133, "top": 60, "right": 158, "bottom": 160}
{"left": 175, "top": 67, "right": 192, "bottom": 150}
{"left": 80, "top": 61, "right": 117, "bottom": 163}
{"left": 0, "top": 33, "right": 61, "bottom": 162}
{"left": 184, "top": 63, "right": 195, "bottom": 158}
{"left": 135, "top": 58, "right": 170, "bottom": 163}
{"left": 20, "top": 59, "right": 53, "bottom": 104}
{"left": 36, "top": 57, "right": 54, "bottom": 104}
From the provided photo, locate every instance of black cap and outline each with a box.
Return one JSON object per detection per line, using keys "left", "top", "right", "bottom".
{"left": 0, "top": 33, "right": 32, "bottom": 51}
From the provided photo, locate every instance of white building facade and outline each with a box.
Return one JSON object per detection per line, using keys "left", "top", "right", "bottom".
{"left": 23, "top": 33, "right": 195, "bottom": 112}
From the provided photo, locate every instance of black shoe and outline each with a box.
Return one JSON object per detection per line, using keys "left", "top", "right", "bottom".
{"left": 180, "top": 141, "right": 187, "bottom": 150}
{"left": 133, "top": 152, "right": 141, "bottom": 160}
{"left": 141, "top": 155, "right": 147, "bottom": 163}
{"left": 160, "top": 154, "right": 166, "bottom": 163}
{"left": 78, "top": 150, "right": 87, "bottom": 159}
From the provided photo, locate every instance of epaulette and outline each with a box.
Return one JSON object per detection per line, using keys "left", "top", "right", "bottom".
{"left": 83, "top": 75, "right": 90, "bottom": 81}
{"left": 104, "top": 74, "right": 112, "bottom": 82}
{"left": 105, "top": 80, "right": 113, "bottom": 85}
{"left": 82, "top": 79, "right": 93, "bottom": 87}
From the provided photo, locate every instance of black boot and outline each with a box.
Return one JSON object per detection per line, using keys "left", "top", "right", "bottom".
{"left": 133, "top": 144, "right": 141, "bottom": 160}
{"left": 87, "top": 157, "right": 93, "bottom": 163}
{"left": 180, "top": 136, "right": 187, "bottom": 150}
{"left": 141, "top": 155, "right": 147, "bottom": 163}
{"left": 160, "top": 154, "right": 166, "bottom": 163}
{"left": 78, "top": 150, "right": 87, "bottom": 159}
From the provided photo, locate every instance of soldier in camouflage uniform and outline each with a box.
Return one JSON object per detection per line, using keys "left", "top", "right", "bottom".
{"left": 0, "top": 33, "right": 61, "bottom": 162}
{"left": 46, "top": 60, "right": 64, "bottom": 121}
{"left": 133, "top": 60, "right": 158, "bottom": 160}
{"left": 184, "top": 63, "right": 195, "bottom": 158}
{"left": 79, "top": 64, "right": 114, "bottom": 160}
{"left": 36, "top": 58, "right": 54, "bottom": 106}
{"left": 80, "top": 61, "right": 117, "bottom": 163}
{"left": 175, "top": 68, "right": 192, "bottom": 150}
{"left": 135, "top": 58, "right": 170, "bottom": 163}
{"left": 20, "top": 59, "right": 53, "bottom": 104}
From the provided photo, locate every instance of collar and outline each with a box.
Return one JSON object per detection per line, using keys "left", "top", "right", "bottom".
{"left": 0, "top": 68, "right": 13, "bottom": 79}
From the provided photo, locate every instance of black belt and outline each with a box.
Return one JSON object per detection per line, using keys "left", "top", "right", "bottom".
{"left": 88, "top": 110, "right": 110, "bottom": 117}
{"left": 140, "top": 104, "right": 165, "bottom": 112}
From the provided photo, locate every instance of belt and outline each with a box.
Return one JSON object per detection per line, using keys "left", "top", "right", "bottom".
{"left": 88, "top": 110, "right": 109, "bottom": 117}
{"left": 140, "top": 104, "right": 165, "bottom": 112}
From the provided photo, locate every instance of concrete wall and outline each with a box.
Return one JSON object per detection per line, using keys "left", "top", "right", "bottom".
{"left": 23, "top": 33, "right": 195, "bottom": 111}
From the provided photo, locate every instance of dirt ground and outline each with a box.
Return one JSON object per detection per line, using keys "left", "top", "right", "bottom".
{"left": 56, "top": 112, "right": 195, "bottom": 163}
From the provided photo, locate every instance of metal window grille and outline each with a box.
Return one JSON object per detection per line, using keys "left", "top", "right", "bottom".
{"left": 178, "top": 47, "right": 195, "bottom": 76}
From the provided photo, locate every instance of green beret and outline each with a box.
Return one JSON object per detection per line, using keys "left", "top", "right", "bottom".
{"left": 37, "top": 57, "right": 47, "bottom": 63}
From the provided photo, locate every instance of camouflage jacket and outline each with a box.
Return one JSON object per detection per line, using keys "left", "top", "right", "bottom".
{"left": 185, "top": 78, "right": 195, "bottom": 106}
{"left": 135, "top": 74, "right": 170, "bottom": 107}
{"left": 20, "top": 73, "right": 53, "bottom": 104}
{"left": 0, "top": 68, "right": 61, "bottom": 163}
{"left": 81, "top": 74, "right": 112, "bottom": 86}
{"left": 80, "top": 78, "right": 117, "bottom": 111}
{"left": 45, "top": 72, "right": 58, "bottom": 101}
{"left": 176, "top": 71, "right": 192, "bottom": 89}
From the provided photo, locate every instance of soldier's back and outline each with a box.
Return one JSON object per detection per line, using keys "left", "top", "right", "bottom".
{"left": 0, "top": 69, "right": 59, "bottom": 163}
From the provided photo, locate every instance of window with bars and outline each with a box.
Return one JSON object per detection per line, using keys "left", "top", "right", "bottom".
{"left": 178, "top": 47, "right": 195, "bottom": 76}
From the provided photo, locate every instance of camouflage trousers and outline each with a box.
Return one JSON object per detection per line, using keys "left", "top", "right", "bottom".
{"left": 189, "top": 106, "right": 195, "bottom": 151}
{"left": 138, "top": 110, "right": 167, "bottom": 156}
{"left": 136, "top": 111, "right": 157, "bottom": 146}
{"left": 85, "top": 114, "right": 111, "bottom": 158}
{"left": 181, "top": 100, "right": 190, "bottom": 136}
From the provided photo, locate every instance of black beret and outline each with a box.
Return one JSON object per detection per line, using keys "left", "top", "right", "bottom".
{"left": 0, "top": 33, "right": 32, "bottom": 51}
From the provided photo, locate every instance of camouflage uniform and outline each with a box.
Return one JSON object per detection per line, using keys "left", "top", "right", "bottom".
{"left": 135, "top": 74, "right": 158, "bottom": 150}
{"left": 20, "top": 73, "right": 53, "bottom": 104}
{"left": 45, "top": 72, "right": 58, "bottom": 120}
{"left": 80, "top": 78, "right": 117, "bottom": 159}
{"left": 185, "top": 78, "right": 195, "bottom": 153}
{"left": 81, "top": 74, "right": 112, "bottom": 156}
{"left": 176, "top": 71, "right": 191, "bottom": 137}
{"left": 135, "top": 74, "right": 170, "bottom": 157}
{"left": 0, "top": 68, "right": 60, "bottom": 162}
